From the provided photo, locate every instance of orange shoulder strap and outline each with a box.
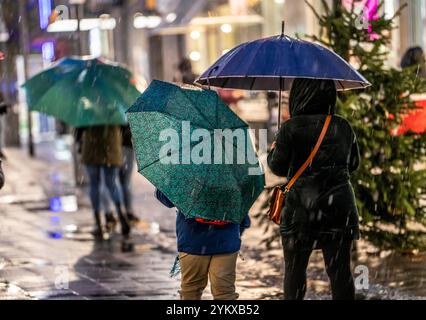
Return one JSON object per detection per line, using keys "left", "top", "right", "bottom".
{"left": 285, "top": 115, "right": 332, "bottom": 192}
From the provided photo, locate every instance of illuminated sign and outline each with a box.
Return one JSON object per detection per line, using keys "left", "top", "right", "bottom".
{"left": 38, "top": 0, "right": 52, "bottom": 29}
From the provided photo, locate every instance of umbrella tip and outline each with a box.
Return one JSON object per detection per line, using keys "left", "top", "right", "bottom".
{"left": 281, "top": 21, "right": 285, "bottom": 37}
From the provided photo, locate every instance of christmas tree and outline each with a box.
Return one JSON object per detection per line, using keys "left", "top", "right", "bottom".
{"left": 307, "top": 0, "right": 426, "bottom": 249}
{"left": 256, "top": 0, "right": 426, "bottom": 250}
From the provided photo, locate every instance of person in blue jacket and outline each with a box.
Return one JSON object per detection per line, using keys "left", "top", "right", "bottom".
{"left": 155, "top": 189, "right": 250, "bottom": 300}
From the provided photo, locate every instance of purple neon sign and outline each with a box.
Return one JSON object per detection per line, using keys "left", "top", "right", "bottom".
{"left": 38, "top": 0, "right": 52, "bottom": 29}
{"left": 343, "top": 0, "right": 379, "bottom": 40}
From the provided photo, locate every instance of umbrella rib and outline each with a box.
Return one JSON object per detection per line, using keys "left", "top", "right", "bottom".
{"left": 181, "top": 90, "right": 215, "bottom": 129}
{"left": 137, "top": 116, "right": 228, "bottom": 171}
{"left": 197, "top": 36, "right": 369, "bottom": 91}
{"left": 160, "top": 111, "right": 212, "bottom": 131}
{"left": 26, "top": 60, "right": 137, "bottom": 127}
{"left": 198, "top": 75, "right": 369, "bottom": 90}
{"left": 242, "top": 42, "right": 263, "bottom": 85}
{"left": 249, "top": 77, "right": 256, "bottom": 90}
{"left": 138, "top": 136, "right": 202, "bottom": 171}
{"left": 156, "top": 110, "right": 247, "bottom": 132}
{"left": 220, "top": 136, "right": 243, "bottom": 221}
{"left": 216, "top": 94, "right": 219, "bottom": 127}
{"left": 222, "top": 77, "right": 230, "bottom": 88}
{"left": 139, "top": 124, "right": 248, "bottom": 170}
{"left": 32, "top": 73, "right": 83, "bottom": 126}
{"left": 160, "top": 85, "right": 211, "bottom": 128}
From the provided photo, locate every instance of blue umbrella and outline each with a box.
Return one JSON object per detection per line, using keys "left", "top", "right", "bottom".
{"left": 195, "top": 23, "right": 370, "bottom": 127}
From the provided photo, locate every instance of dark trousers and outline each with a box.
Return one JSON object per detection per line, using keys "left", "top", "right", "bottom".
{"left": 85, "top": 165, "right": 122, "bottom": 213}
{"left": 118, "top": 146, "right": 134, "bottom": 214}
{"left": 283, "top": 238, "right": 355, "bottom": 300}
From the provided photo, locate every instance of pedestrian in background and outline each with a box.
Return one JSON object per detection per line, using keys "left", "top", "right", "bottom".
{"left": 0, "top": 92, "right": 10, "bottom": 160}
{"left": 173, "top": 58, "right": 198, "bottom": 85}
{"left": 99, "top": 174, "right": 117, "bottom": 233}
{"left": 0, "top": 73, "right": 7, "bottom": 190}
{"left": 155, "top": 189, "right": 250, "bottom": 300}
{"left": 0, "top": 159, "right": 4, "bottom": 189}
{"left": 120, "top": 125, "right": 138, "bottom": 224}
{"left": 401, "top": 46, "right": 426, "bottom": 79}
{"left": 75, "top": 128, "right": 117, "bottom": 233}
{"left": 80, "top": 125, "right": 131, "bottom": 238}
{"left": 268, "top": 78, "right": 360, "bottom": 300}
{"left": 95, "top": 125, "right": 139, "bottom": 231}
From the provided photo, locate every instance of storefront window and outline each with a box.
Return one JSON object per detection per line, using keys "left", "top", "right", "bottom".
{"left": 186, "top": 0, "right": 263, "bottom": 74}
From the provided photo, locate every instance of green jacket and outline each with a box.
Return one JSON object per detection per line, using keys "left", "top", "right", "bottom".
{"left": 81, "top": 125, "right": 122, "bottom": 167}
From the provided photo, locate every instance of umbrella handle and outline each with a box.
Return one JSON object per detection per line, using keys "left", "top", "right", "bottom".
{"left": 277, "top": 77, "right": 282, "bottom": 130}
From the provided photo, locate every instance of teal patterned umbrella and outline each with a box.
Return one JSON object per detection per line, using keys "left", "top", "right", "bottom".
{"left": 127, "top": 80, "right": 265, "bottom": 224}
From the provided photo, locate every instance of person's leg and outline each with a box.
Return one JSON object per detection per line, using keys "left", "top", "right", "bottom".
{"left": 208, "top": 252, "right": 239, "bottom": 300}
{"left": 283, "top": 240, "right": 312, "bottom": 300}
{"left": 178, "top": 253, "right": 211, "bottom": 300}
{"left": 85, "top": 165, "right": 102, "bottom": 236}
{"left": 102, "top": 166, "right": 121, "bottom": 204}
{"left": 322, "top": 239, "right": 355, "bottom": 300}
{"left": 100, "top": 171, "right": 117, "bottom": 232}
{"left": 102, "top": 166, "right": 130, "bottom": 236}
{"left": 100, "top": 171, "right": 113, "bottom": 213}
{"left": 0, "top": 116, "right": 6, "bottom": 159}
{"left": 119, "top": 147, "right": 137, "bottom": 221}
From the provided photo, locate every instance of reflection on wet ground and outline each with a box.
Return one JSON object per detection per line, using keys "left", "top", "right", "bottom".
{"left": 0, "top": 207, "right": 180, "bottom": 300}
{"left": 0, "top": 145, "right": 425, "bottom": 300}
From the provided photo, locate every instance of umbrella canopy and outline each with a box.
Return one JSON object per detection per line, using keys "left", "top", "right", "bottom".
{"left": 195, "top": 34, "right": 371, "bottom": 91}
{"left": 23, "top": 56, "right": 140, "bottom": 127}
{"left": 127, "top": 80, "right": 265, "bottom": 224}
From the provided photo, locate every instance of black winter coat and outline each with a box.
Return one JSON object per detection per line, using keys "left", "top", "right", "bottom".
{"left": 267, "top": 79, "right": 360, "bottom": 248}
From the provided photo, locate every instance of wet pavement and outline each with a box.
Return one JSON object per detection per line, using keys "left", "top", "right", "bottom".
{"left": 0, "top": 142, "right": 425, "bottom": 300}
{"left": 0, "top": 144, "right": 179, "bottom": 300}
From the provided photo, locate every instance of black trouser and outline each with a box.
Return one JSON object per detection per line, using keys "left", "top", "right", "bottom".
{"left": 283, "top": 238, "right": 355, "bottom": 300}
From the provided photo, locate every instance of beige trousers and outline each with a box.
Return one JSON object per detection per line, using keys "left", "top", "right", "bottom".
{"left": 178, "top": 252, "right": 239, "bottom": 300}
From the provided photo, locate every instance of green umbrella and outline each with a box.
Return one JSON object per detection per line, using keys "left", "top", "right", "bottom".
{"left": 22, "top": 56, "right": 140, "bottom": 127}
{"left": 127, "top": 80, "right": 265, "bottom": 224}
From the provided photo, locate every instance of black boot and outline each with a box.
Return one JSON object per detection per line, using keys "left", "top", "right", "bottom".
{"left": 126, "top": 212, "right": 140, "bottom": 225}
{"left": 0, "top": 150, "right": 7, "bottom": 160}
{"left": 115, "top": 203, "right": 131, "bottom": 237}
{"left": 91, "top": 211, "right": 103, "bottom": 239}
{"left": 105, "top": 212, "right": 118, "bottom": 233}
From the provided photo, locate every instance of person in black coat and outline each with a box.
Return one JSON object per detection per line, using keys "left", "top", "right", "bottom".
{"left": 267, "top": 78, "right": 360, "bottom": 300}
